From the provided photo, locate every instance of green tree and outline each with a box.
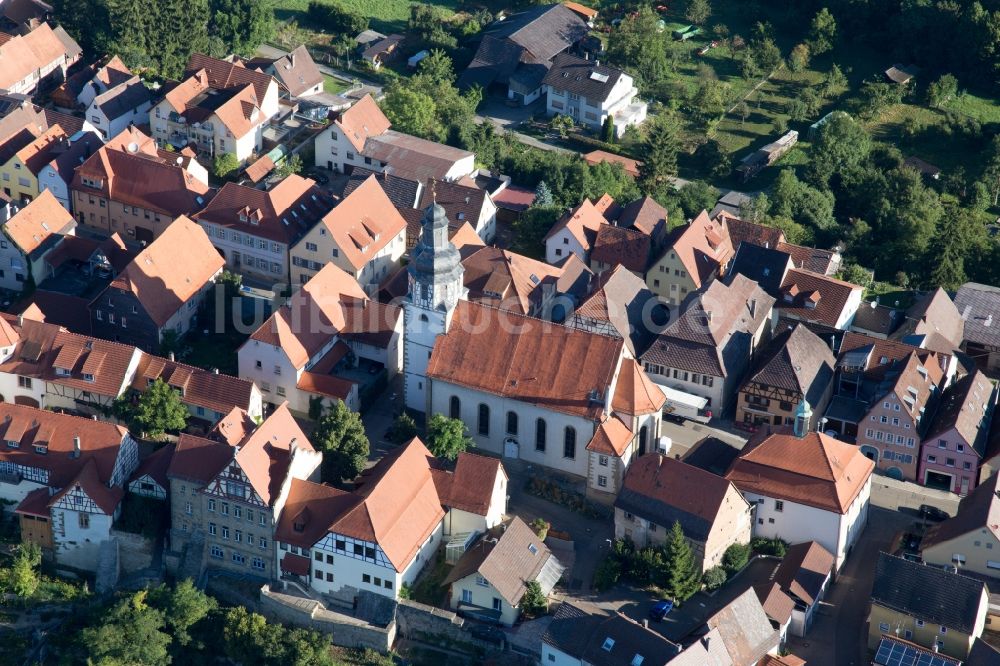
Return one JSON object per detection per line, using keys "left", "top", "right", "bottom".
{"left": 382, "top": 85, "right": 437, "bottom": 138}
{"left": 607, "top": 7, "right": 670, "bottom": 88}
{"left": 871, "top": 167, "right": 944, "bottom": 278}
{"left": 638, "top": 114, "right": 680, "bottom": 194}
{"left": 663, "top": 522, "right": 701, "bottom": 601}
{"left": 209, "top": 0, "right": 274, "bottom": 56}
{"left": 82, "top": 590, "right": 172, "bottom": 666}
{"left": 582, "top": 161, "right": 639, "bottom": 203}
{"left": 132, "top": 378, "right": 189, "bottom": 437}
{"left": 602, "top": 115, "right": 616, "bottom": 143}
{"left": 807, "top": 113, "right": 871, "bottom": 187}
{"left": 685, "top": 0, "right": 711, "bottom": 25}
{"left": 308, "top": 1, "right": 368, "bottom": 34}
{"left": 5, "top": 542, "right": 40, "bottom": 599}
{"left": 676, "top": 181, "right": 719, "bottom": 218}
{"left": 702, "top": 566, "right": 727, "bottom": 590}
{"left": 212, "top": 152, "right": 241, "bottom": 180}
{"left": 692, "top": 139, "right": 731, "bottom": 179}
{"left": 822, "top": 64, "right": 848, "bottom": 98}
{"left": 857, "top": 78, "right": 905, "bottom": 120}
{"left": 788, "top": 43, "right": 810, "bottom": 73}
{"left": 151, "top": 579, "right": 216, "bottom": 648}
{"left": 735, "top": 100, "right": 750, "bottom": 126}
{"left": 520, "top": 580, "right": 548, "bottom": 616}
{"left": 512, "top": 206, "right": 562, "bottom": 259}
{"left": 417, "top": 49, "right": 456, "bottom": 85}
{"left": 808, "top": 8, "right": 837, "bottom": 55}
{"left": 276, "top": 154, "right": 303, "bottom": 178}
{"left": 721, "top": 543, "right": 750, "bottom": 574}
{"left": 551, "top": 114, "right": 575, "bottom": 138}
{"left": 534, "top": 181, "right": 554, "bottom": 207}
{"left": 926, "top": 73, "right": 958, "bottom": 108}
{"left": 425, "top": 413, "right": 473, "bottom": 461}
{"left": 389, "top": 412, "right": 419, "bottom": 444}
{"left": 311, "top": 400, "right": 369, "bottom": 484}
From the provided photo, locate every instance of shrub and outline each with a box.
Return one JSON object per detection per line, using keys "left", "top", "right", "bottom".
{"left": 702, "top": 566, "right": 728, "bottom": 591}
{"left": 722, "top": 543, "right": 751, "bottom": 574}
{"left": 593, "top": 556, "right": 622, "bottom": 592}
{"left": 530, "top": 518, "right": 550, "bottom": 540}
{"left": 520, "top": 581, "right": 548, "bottom": 617}
{"left": 751, "top": 537, "right": 788, "bottom": 557}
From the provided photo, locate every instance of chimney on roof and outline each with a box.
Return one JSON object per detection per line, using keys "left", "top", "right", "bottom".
{"left": 169, "top": 351, "right": 175, "bottom": 362}
{"left": 16, "top": 314, "right": 22, "bottom": 327}
{"left": 290, "top": 52, "right": 295, "bottom": 68}
{"left": 749, "top": 299, "right": 756, "bottom": 319}
{"left": 92, "top": 415, "right": 98, "bottom": 420}
{"left": 641, "top": 618, "right": 649, "bottom": 629}
{"left": 290, "top": 437, "right": 298, "bottom": 456}
{"left": 72, "top": 436, "right": 81, "bottom": 458}
{"left": 212, "top": 368, "right": 219, "bottom": 374}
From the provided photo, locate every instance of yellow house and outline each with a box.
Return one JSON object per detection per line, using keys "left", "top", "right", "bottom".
{"left": 868, "top": 552, "right": 988, "bottom": 659}
{"left": 645, "top": 210, "right": 733, "bottom": 304}
{"left": 0, "top": 125, "right": 67, "bottom": 204}
{"left": 921, "top": 473, "right": 1000, "bottom": 580}
{"left": 289, "top": 175, "right": 406, "bottom": 291}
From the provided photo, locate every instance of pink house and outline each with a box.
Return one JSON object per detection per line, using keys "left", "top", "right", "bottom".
{"left": 918, "top": 370, "right": 997, "bottom": 496}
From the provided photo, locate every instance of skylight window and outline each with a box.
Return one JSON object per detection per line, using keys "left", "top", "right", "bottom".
{"left": 602, "top": 638, "right": 615, "bottom": 652}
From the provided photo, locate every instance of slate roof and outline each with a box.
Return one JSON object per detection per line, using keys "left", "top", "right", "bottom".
{"left": 343, "top": 167, "right": 421, "bottom": 209}
{"left": 416, "top": 179, "right": 489, "bottom": 230}
{"left": 773, "top": 541, "right": 835, "bottom": 606}
{"left": 728, "top": 241, "right": 793, "bottom": 295}
{"left": 542, "top": 53, "right": 624, "bottom": 103}
{"left": 590, "top": 223, "right": 650, "bottom": 273}
{"left": 871, "top": 552, "right": 986, "bottom": 634}
{"left": 923, "top": 370, "right": 994, "bottom": 456}
{"left": 955, "top": 283, "right": 1000, "bottom": 349}
{"left": 969, "top": 638, "right": 1000, "bottom": 665}
{"left": 570, "top": 265, "right": 662, "bottom": 356}
{"left": 615, "top": 455, "right": 744, "bottom": 542}
{"left": 542, "top": 602, "right": 681, "bottom": 665}
{"left": 742, "top": 323, "right": 835, "bottom": 407}
{"left": 92, "top": 76, "right": 152, "bottom": 121}
{"left": 921, "top": 472, "right": 1000, "bottom": 550}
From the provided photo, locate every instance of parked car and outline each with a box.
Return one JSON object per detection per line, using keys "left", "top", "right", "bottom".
{"left": 306, "top": 169, "right": 330, "bottom": 185}
{"left": 919, "top": 504, "right": 950, "bottom": 522}
{"left": 649, "top": 599, "right": 674, "bottom": 622}
{"left": 467, "top": 624, "right": 505, "bottom": 645}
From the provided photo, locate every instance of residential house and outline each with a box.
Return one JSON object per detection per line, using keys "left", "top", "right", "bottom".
{"left": 893, "top": 288, "right": 964, "bottom": 353}
{"left": 458, "top": 4, "right": 589, "bottom": 104}
{"left": 360, "top": 34, "right": 404, "bottom": 69}
{"left": 5, "top": 403, "right": 138, "bottom": 570}
{"left": 541, "top": 54, "right": 647, "bottom": 136}
{"left": 416, "top": 178, "right": 498, "bottom": 243}
{"left": 645, "top": 210, "right": 734, "bottom": 305}
{"left": 0, "top": 22, "right": 81, "bottom": 95}
{"left": 824, "top": 333, "right": 955, "bottom": 447}
{"left": 0, "top": 0, "right": 52, "bottom": 34}
{"left": 444, "top": 517, "right": 563, "bottom": 625}
{"left": 771, "top": 541, "right": 835, "bottom": 637}
{"left": 541, "top": 602, "right": 683, "bottom": 665}
{"left": 921, "top": 472, "right": 1000, "bottom": 579}
{"left": 289, "top": 174, "right": 406, "bottom": 290}
{"left": 566, "top": 264, "right": 665, "bottom": 356}
{"left": 641, "top": 274, "right": 775, "bottom": 415}
{"left": 727, "top": 242, "right": 794, "bottom": 298}
{"left": 611, "top": 195, "right": 668, "bottom": 249}
{"left": 703, "top": 588, "right": 782, "bottom": 665}
{"left": 873, "top": 637, "right": 962, "bottom": 666}
{"left": 84, "top": 76, "right": 153, "bottom": 141}
{"left": 71, "top": 126, "right": 211, "bottom": 242}
{"left": 313, "top": 94, "right": 475, "bottom": 181}
{"left": 168, "top": 403, "right": 322, "bottom": 580}
{"left": 721, "top": 212, "right": 841, "bottom": 276}
{"left": 614, "top": 454, "right": 752, "bottom": 572}
{"left": 543, "top": 194, "right": 614, "bottom": 265}
{"left": 918, "top": 370, "right": 996, "bottom": 495}
{"left": 776, "top": 268, "right": 863, "bottom": 330}
{"left": 868, "top": 552, "right": 988, "bottom": 659}
{"left": 238, "top": 262, "right": 402, "bottom": 415}
{"left": 0, "top": 189, "right": 76, "bottom": 291}
{"left": 0, "top": 123, "right": 68, "bottom": 203}
{"left": 589, "top": 224, "right": 650, "bottom": 275}
{"left": 725, "top": 428, "right": 875, "bottom": 570}
{"left": 126, "top": 442, "right": 175, "bottom": 499}
{"left": 274, "top": 438, "right": 507, "bottom": 602}
{"left": 969, "top": 638, "right": 1000, "bottom": 664}
{"left": 343, "top": 167, "right": 422, "bottom": 211}
{"left": 194, "top": 175, "right": 332, "bottom": 286}
{"left": 51, "top": 55, "right": 133, "bottom": 112}
{"left": 88, "top": 216, "right": 225, "bottom": 350}
{"left": 36, "top": 130, "right": 103, "bottom": 213}
{"left": 955, "top": 283, "right": 1000, "bottom": 376}
{"left": 736, "top": 323, "right": 835, "bottom": 430}
{"left": 249, "top": 45, "right": 323, "bottom": 99}
{"left": 149, "top": 53, "right": 281, "bottom": 162}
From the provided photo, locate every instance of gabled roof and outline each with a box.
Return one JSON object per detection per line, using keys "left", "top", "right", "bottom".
{"left": 427, "top": 300, "right": 624, "bottom": 421}
{"left": 656, "top": 211, "right": 734, "bottom": 289}
{"left": 167, "top": 433, "right": 234, "bottom": 483}
{"left": 3, "top": 188, "right": 75, "bottom": 255}
{"left": 99, "top": 216, "right": 224, "bottom": 327}
{"left": 544, "top": 197, "right": 606, "bottom": 251}
{"left": 333, "top": 94, "right": 391, "bottom": 153}
{"left": 0, "top": 22, "right": 78, "bottom": 90}
{"left": 582, "top": 150, "right": 641, "bottom": 178}
{"left": 616, "top": 455, "right": 745, "bottom": 542}
{"left": 461, "top": 246, "right": 562, "bottom": 315}
{"left": 92, "top": 75, "right": 152, "bottom": 121}
{"left": 775, "top": 241, "right": 840, "bottom": 276}
{"left": 232, "top": 403, "right": 313, "bottom": 507}
{"left": 364, "top": 131, "right": 474, "bottom": 183}
{"left": 344, "top": 166, "right": 421, "bottom": 209}
{"left": 129, "top": 441, "right": 175, "bottom": 490}
{"left": 778, "top": 268, "right": 862, "bottom": 328}
{"left": 432, "top": 451, "right": 506, "bottom": 516}
{"left": 728, "top": 241, "right": 793, "bottom": 295}
{"left": 274, "top": 477, "right": 354, "bottom": 547}
{"left": 590, "top": 223, "right": 650, "bottom": 273}
{"left": 586, "top": 414, "right": 632, "bottom": 456}
{"left": 184, "top": 52, "right": 276, "bottom": 105}
{"left": 443, "top": 517, "right": 561, "bottom": 605}
{"left": 312, "top": 175, "right": 406, "bottom": 271}
{"left": 0, "top": 402, "right": 129, "bottom": 490}
{"left": 969, "top": 638, "right": 1000, "bottom": 665}
{"left": 895, "top": 287, "right": 963, "bottom": 351}
{"left": 742, "top": 323, "right": 835, "bottom": 406}
{"left": 194, "top": 174, "right": 330, "bottom": 245}
{"left": 924, "top": 370, "right": 994, "bottom": 455}
{"left": 726, "top": 429, "right": 875, "bottom": 514}
{"left": 773, "top": 541, "right": 835, "bottom": 606}
{"left": 955, "top": 282, "right": 1000, "bottom": 349}
{"left": 485, "top": 4, "right": 588, "bottom": 62}
{"left": 542, "top": 602, "right": 681, "bottom": 665}
{"left": 247, "top": 262, "right": 370, "bottom": 368}
{"left": 13, "top": 123, "right": 65, "bottom": 174}
{"left": 705, "top": 588, "right": 781, "bottom": 666}
{"left": 542, "top": 53, "right": 624, "bottom": 103}
{"left": 720, "top": 213, "right": 785, "bottom": 251}
{"left": 48, "top": 457, "right": 123, "bottom": 515}
{"left": 416, "top": 179, "right": 489, "bottom": 229}
{"left": 615, "top": 196, "right": 666, "bottom": 237}
{"left": 571, "top": 265, "right": 661, "bottom": 356}
{"left": 132, "top": 353, "right": 258, "bottom": 417}
{"left": 871, "top": 552, "right": 986, "bottom": 634}
{"left": 922, "top": 472, "right": 1000, "bottom": 550}
{"left": 265, "top": 45, "right": 323, "bottom": 97}
{"left": 211, "top": 406, "right": 257, "bottom": 447}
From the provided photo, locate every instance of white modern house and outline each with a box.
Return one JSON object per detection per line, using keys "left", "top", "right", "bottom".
{"left": 726, "top": 428, "right": 875, "bottom": 571}
{"left": 541, "top": 54, "right": 647, "bottom": 137}
{"left": 84, "top": 76, "right": 153, "bottom": 141}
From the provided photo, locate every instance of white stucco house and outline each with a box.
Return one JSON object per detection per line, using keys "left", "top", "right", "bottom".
{"left": 541, "top": 54, "right": 647, "bottom": 137}
{"left": 726, "top": 428, "right": 875, "bottom": 571}
{"left": 84, "top": 76, "right": 153, "bottom": 141}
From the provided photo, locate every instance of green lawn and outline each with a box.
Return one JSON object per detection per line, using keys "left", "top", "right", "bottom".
{"left": 944, "top": 91, "right": 1000, "bottom": 124}
{"left": 274, "top": 0, "right": 460, "bottom": 34}
{"left": 323, "top": 74, "right": 350, "bottom": 95}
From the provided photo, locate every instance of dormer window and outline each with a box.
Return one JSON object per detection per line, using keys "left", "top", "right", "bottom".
{"left": 6, "top": 439, "right": 18, "bottom": 448}
{"left": 293, "top": 520, "right": 304, "bottom": 532}
{"left": 33, "top": 445, "right": 47, "bottom": 455}
{"left": 83, "top": 373, "right": 94, "bottom": 382}
{"left": 55, "top": 367, "right": 70, "bottom": 377}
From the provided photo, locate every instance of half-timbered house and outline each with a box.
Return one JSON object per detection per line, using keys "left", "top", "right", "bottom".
{"left": 4, "top": 404, "right": 138, "bottom": 570}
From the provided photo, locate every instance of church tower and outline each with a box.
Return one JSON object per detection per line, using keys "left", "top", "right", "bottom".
{"left": 403, "top": 191, "right": 467, "bottom": 412}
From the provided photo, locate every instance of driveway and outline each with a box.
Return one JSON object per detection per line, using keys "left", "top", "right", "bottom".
{"left": 785, "top": 506, "right": 911, "bottom": 666}
{"left": 360, "top": 374, "right": 405, "bottom": 463}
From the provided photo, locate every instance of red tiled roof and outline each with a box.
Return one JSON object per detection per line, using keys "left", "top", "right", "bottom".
{"left": 233, "top": 403, "right": 313, "bottom": 506}
{"left": 14, "top": 486, "right": 50, "bottom": 517}
{"left": 334, "top": 93, "right": 390, "bottom": 153}
{"left": 129, "top": 442, "right": 175, "bottom": 490}
{"left": 133, "top": 353, "right": 258, "bottom": 417}
{"left": 0, "top": 23, "right": 77, "bottom": 90}
{"left": 778, "top": 268, "right": 861, "bottom": 328}
{"left": 427, "top": 301, "right": 624, "bottom": 421}
{"left": 612, "top": 358, "right": 665, "bottom": 415}
{"left": 582, "top": 150, "right": 640, "bottom": 178}
{"left": 296, "top": 371, "right": 355, "bottom": 400}
{"left": 435, "top": 452, "right": 505, "bottom": 516}
{"left": 184, "top": 53, "right": 276, "bottom": 109}
{"left": 590, "top": 223, "right": 650, "bottom": 273}
{"left": 274, "top": 477, "right": 354, "bottom": 547}
{"left": 48, "top": 457, "right": 123, "bottom": 515}
{"left": 657, "top": 211, "right": 734, "bottom": 289}
{"left": 167, "top": 433, "right": 234, "bottom": 484}
{"left": 3, "top": 189, "right": 75, "bottom": 255}
{"left": 312, "top": 175, "right": 406, "bottom": 271}
{"left": 280, "top": 552, "right": 310, "bottom": 576}
{"left": 544, "top": 198, "right": 605, "bottom": 251}
{"left": 211, "top": 406, "right": 257, "bottom": 447}
{"left": 586, "top": 414, "right": 632, "bottom": 456}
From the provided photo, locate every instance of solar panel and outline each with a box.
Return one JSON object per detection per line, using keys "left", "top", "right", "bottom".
{"left": 873, "top": 637, "right": 961, "bottom": 666}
